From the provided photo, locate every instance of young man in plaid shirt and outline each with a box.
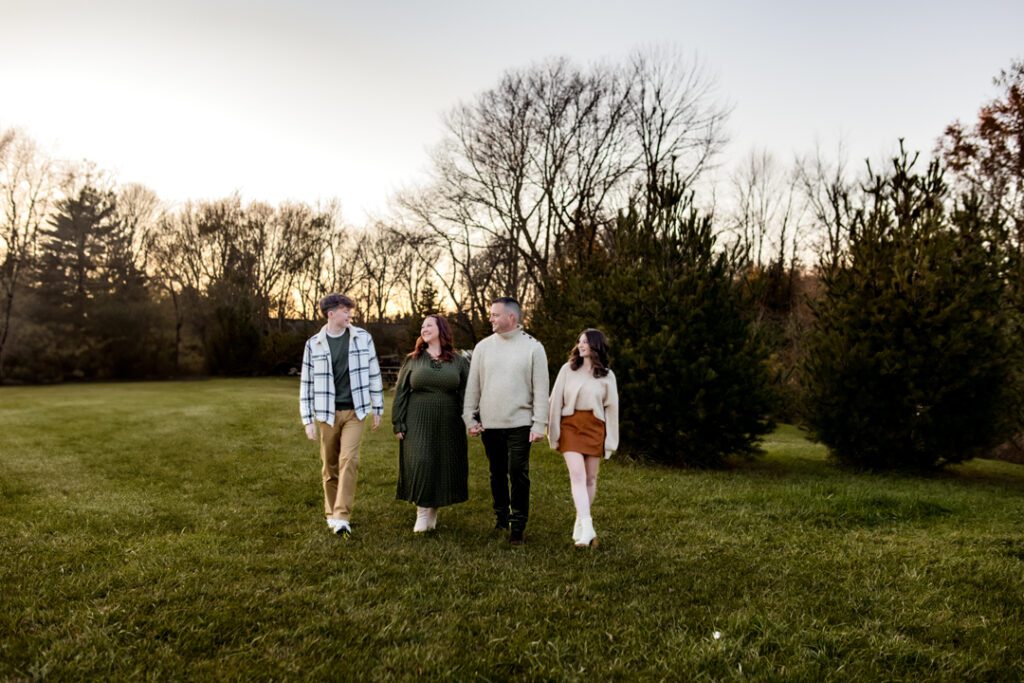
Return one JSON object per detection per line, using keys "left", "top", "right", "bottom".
{"left": 300, "top": 293, "right": 384, "bottom": 537}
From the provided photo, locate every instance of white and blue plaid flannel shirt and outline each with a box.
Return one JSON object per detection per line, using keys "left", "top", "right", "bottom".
{"left": 300, "top": 325, "right": 384, "bottom": 425}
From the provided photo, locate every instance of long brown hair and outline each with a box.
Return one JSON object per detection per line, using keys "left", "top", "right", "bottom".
{"left": 568, "top": 328, "right": 610, "bottom": 377}
{"left": 409, "top": 315, "right": 456, "bottom": 361}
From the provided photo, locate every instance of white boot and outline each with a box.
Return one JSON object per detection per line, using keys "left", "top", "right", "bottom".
{"left": 413, "top": 507, "right": 430, "bottom": 533}
{"left": 426, "top": 508, "right": 438, "bottom": 530}
{"left": 572, "top": 517, "right": 583, "bottom": 544}
{"left": 575, "top": 516, "right": 597, "bottom": 548}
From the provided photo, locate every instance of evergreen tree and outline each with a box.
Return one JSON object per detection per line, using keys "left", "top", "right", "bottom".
{"left": 37, "top": 185, "right": 118, "bottom": 320}
{"left": 533, "top": 175, "right": 774, "bottom": 467}
{"left": 803, "top": 147, "right": 1020, "bottom": 469}
{"left": 35, "top": 184, "right": 120, "bottom": 378}
{"left": 415, "top": 280, "right": 440, "bottom": 318}
{"left": 34, "top": 183, "right": 161, "bottom": 379}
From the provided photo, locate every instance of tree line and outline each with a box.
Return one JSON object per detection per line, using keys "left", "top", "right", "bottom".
{"left": 2, "top": 52, "right": 1022, "bottom": 470}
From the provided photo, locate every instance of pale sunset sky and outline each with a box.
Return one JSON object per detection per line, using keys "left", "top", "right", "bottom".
{"left": 1, "top": 0, "right": 1021, "bottom": 220}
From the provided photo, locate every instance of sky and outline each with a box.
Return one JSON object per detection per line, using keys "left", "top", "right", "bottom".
{"left": 1, "top": 0, "right": 1021, "bottom": 221}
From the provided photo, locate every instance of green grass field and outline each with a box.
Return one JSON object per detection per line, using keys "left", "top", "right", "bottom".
{"left": 2, "top": 378, "right": 1023, "bottom": 681}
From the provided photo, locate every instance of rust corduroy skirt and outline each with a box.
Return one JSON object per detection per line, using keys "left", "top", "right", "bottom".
{"left": 558, "top": 410, "right": 605, "bottom": 458}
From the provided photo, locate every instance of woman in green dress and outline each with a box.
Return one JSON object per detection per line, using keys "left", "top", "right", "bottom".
{"left": 392, "top": 315, "right": 470, "bottom": 532}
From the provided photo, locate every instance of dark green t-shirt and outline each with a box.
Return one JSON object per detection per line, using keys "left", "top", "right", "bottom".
{"left": 326, "top": 329, "right": 354, "bottom": 410}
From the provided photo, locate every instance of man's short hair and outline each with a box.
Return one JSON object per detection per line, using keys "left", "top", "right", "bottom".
{"left": 320, "top": 293, "right": 355, "bottom": 315}
{"left": 492, "top": 296, "right": 522, "bottom": 322}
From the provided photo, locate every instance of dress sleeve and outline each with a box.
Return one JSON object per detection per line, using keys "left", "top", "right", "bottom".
{"left": 603, "top": 371, "right": 619, "bottom": 458}
{"left": 392, "top": 357, "right": 413, "bottom": 434}
{"left": 456, "top": 354, "right": 470, "bottom": 415}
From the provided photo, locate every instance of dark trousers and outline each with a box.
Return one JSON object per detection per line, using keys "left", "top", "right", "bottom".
{"left": 481, "top": 426, "right": 532, "bottom": 531}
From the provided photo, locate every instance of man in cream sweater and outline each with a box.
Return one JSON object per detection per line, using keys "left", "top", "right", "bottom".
{"left": 463, "top": 297, "right": 549, "bottom": 545}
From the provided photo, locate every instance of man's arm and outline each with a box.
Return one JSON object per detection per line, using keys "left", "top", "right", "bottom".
{"left": 299, "top": 340, "right": 317, "bottom": 440}
{"left": 366, "top": 334, "right": 384, "bottom": 430}
{"left": 529, "top": 342, "right": 549, "bottom": 441}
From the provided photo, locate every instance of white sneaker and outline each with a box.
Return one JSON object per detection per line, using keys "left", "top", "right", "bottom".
{"left": 572, "top": 517, "right": 583, "bottom": 544}
{"left": 335, "top": 520, "right": 352, "bottom": 537}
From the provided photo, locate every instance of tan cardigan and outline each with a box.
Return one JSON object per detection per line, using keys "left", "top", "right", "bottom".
{"left": 547, "top": 362, "right": 619, "bottom": 458}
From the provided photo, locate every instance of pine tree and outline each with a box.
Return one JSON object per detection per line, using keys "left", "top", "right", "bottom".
{"left": 36, "top": 185, "right": 118, "bottom": 321}
{"left": 803, "top": 147, "right": 1020, "bottom": 469}
{"left": 533, "top": 175, "right": 774, "bottom": 467}
{"left": 34, "top": 185, "right": 120, "bottom": 377}
{"left": 34, "top": 183, "right": 159, "bottom": 379}
{"left": 415, "top": 280, "right": 439, "bottom": 317}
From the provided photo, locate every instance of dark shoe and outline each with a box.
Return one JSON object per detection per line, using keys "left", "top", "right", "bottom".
{"left": 509, "top": 529, "right": 525, "bottom": 545}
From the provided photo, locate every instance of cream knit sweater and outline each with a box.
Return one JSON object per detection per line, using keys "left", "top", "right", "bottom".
{"left": 547, "top": 362, "right": 620, "bottom": 458}
{"left": 463, "top": 327, "right": 549, "bottom": 433}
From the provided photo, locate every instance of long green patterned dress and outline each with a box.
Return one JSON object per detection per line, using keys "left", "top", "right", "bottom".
{"left": 392, "top": 353, "right": 470, "bottom": 507}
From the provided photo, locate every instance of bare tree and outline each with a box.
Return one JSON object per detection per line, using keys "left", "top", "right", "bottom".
{"left": 242, "top": 200, "right": 319, "bottom": 325}
{"left": 627, "top": 48, "right": 730, "bottom": 212}
{"left": 116, "top": 183, "right": 162, "bottom": 274}
{"left": 390, "top": 221, "right": 441, "bottom": 318}
{"left": 193, "top": 195, "right": 248, "bottom": 286}
{"left": 354, "top": 222, "right": 415, "bottom": 322}
{"left": 402, "top": 49, "right": 730, "bottom": 316}
{"left": 290, "top": 199, "right": 360, "bottom": 321}
{"left": 269, "top": 201, "right": 330, "bottom": 324}
{"left": 0, "top": 130, "right": 54, "bottom": 377}
{"left": 146, "top": 210, "right": 195, "bottom": 374}
{"left": 728, "top": 148, "right": 805, "bottom": 268}
{"left": 397, "top": 186, "right": 499, "bottom": 341}
{"left": 796, "top": 142, "right": 856, "bottom": 273}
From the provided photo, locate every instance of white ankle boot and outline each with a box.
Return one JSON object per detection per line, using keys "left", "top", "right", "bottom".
{"left": 575, "top": 517, "right": 597, "bottom": 548}
{"left": 413, "top": 507, "right": 430, "bottom": 533}
{"left": 426, "top": 508, "right": 438, "bottom": 530}
{"left": 572, "top": 517, "right": 583, "bottom": 544}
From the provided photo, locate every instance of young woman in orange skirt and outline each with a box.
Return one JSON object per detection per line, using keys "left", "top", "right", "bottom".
{"left": 547, "top": 329, "right": 619, "bottom": 547}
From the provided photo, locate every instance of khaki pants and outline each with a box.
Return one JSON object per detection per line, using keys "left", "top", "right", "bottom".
{"left": 319, "top": 410, "right": 365, "bottom": 521}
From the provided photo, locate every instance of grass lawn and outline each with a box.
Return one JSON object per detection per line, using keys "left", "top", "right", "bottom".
{"left": 2, "top": 378, "right": 1023, "bottom": 681}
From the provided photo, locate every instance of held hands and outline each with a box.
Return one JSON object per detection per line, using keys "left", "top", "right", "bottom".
{"left": 396, "top": 432, "right": 405, "bottom": 440}
{"left": 304, "top": 423, "right": 317, "bottom": 441}
{"left": 466, "top": 425, "right": 543, "bottom": 441}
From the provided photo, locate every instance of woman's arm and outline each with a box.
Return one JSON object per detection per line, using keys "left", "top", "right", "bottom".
{"left": 392, "top": 357, "right": 413, "bottom": 436}
{"left": 603, "top": 371, "right": 619, "bottom": 458}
